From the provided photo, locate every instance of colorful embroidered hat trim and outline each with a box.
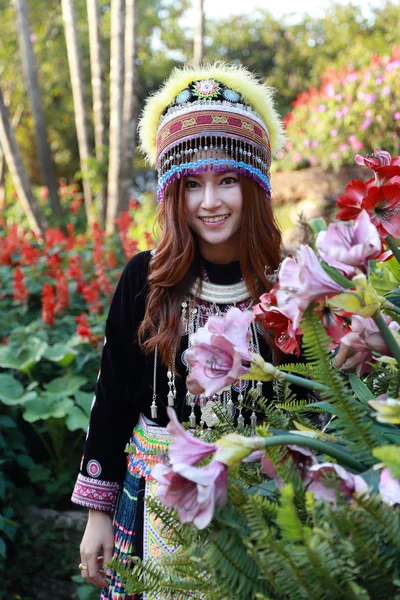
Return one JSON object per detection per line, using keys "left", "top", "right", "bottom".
{"left": 157, "top": 157, "right": 271, "bottom": 204}
{"left": 139, "top": 63, "right": 284, "bottom": 202}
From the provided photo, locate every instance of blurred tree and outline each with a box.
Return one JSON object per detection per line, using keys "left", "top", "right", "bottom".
{"left": 61, "top": 0, "right": 94, "bottom": 226}
{"left": 14, "top": 0, "right": 63, "bottom": 223}
{"left": 106, "top": 0, "right": 125, "bottom": 234}
{"left": 0, "top": 87, "right": 45, "bottom": 234}
{"left": 193, "top": 0, "right": 205, "bottom": 66}
{"left": 87, "top": 0, "right": 108, "bottom": 225}
{"left": 120, "top": 0, "right": 138, "bottom": 215}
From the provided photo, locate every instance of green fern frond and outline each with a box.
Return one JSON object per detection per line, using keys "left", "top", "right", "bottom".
{"left": 300, "top": 309, "right": 377, "bottom": 459}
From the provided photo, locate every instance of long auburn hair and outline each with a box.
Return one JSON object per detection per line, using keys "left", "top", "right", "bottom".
{"left": 138, "top": 176, "right": 282, "bottom": 367}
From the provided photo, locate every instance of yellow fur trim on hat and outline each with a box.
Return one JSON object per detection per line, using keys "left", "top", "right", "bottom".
{"left": 139, "top": 62, "right": 285, "bottom": 166}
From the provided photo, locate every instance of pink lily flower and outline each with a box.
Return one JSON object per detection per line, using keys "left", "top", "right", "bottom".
{"left": 186, "top": 329, "right": 249, "bottom": 397}
{"left": 152, "top": 459, "right": 228, "bottom": 529}
{"left": 276, "top": 245, "right": 344, "bottom": 330}
{"left": 260, "top": 444, "right": 317, "bottom": 488}
{"left": 205, "top": 306, "right": 253, "bottom": 362}
{"left": 316, "top": 210, "right": 382, "bottom": 277}
{"left": 308, "top": 462, "right": 369, "bottom": 502}
{"left": 166, "top": 407, "right": 218, "bottom": 466}
{"left": 340, "top": 314, "right": 400, "bottom": 375}
{"left": 379, "top": 468, "right": 400, "bottom": 506}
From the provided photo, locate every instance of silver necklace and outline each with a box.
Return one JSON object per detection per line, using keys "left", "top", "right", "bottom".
{"left": 189, "top": 277, "right": 252, "bottom": 303}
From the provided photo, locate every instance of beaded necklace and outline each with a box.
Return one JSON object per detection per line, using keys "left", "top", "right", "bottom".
{"left": 150, "top": 276, "right": 264, "bottom": 429}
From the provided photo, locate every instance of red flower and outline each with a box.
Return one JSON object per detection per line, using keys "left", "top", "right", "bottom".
{"left": 253, "top": 288, "right": 302, "bottom": 356}
{"left": 106, "top": 251, "right": 118, "bottom": 268}
{"left": 76, "top": 313, "right": 98, "bottom": 344}
{"left": 356, "top": 150, "right": 400, "bottom": 186}
{"left": 336, "top": 179, "right": 372, "bottom": 221}
{"left": 40, "top": 186, "right": 49, "bottom": 199}
{"left": 82, "top": 279, "right": 102, "bottom": 313}
{"left": 144, "top": 231, "right": 154, "bottom": 249}
{"left": 13, "top": 267, "right": 29, "bottom": 304}
{"left": 55, "top": 270, "right": 69, "bottom": 313}
{"left": 67, "top": 255, "right": 86, "bottom": 294}
{"left": 70, "top": 195, "right": 83, "bottom": 215}
{"left": 42, "top": 283, "right": 55, "bottom": 326}
{"left": 363, "top": 184, "right": 400, "bottom": 238}
{"left": 317, "top": 306, "right": 351, "bottom": 350}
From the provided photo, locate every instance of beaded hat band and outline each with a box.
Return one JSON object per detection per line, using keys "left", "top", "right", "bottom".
{"left": 139, "top": 64, "right": 285, "bottom": 203}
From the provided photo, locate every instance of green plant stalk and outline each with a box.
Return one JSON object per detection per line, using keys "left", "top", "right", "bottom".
{"left": 281, "top": 371, "right": 330, "bottom": 394}
{"left": 381, "top": 298, "right": 400, "bottom": 316}
{"left": 31, "top": 422, "right": 57, "bottom": 462}
{"left": 385, "top": 234, "right": 400, "bottom": 266}
{"left": 263, "top": 434, "right": 365, "bottom": 472}
{"left": 373, "top": 309, "right": 400, "bottom": 366}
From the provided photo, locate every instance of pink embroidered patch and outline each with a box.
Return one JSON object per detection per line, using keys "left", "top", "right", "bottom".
{"left": 87, "top": 459, "right": 102, "bottom": 478}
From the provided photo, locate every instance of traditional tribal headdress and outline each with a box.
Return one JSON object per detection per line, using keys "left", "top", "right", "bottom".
{"left": 139, "top": 63, "right": 285, "bottom": 203}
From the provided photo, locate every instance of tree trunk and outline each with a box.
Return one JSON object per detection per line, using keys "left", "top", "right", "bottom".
{"left": 106, "top": 0, "right": 125, "bottom": 234}
{"left": 0, "top": 88, "right": 46, "bottom": 235}
{"left": 0, "top": 103, "right": 23, "bottom": 211}
{"left": 61, "top": 0, "right": 94, "bottom": 227}
{"left": 120, "top": 0, "right": 138, "bottom": 212}
{"left": 193, "top": 0, "right": 205, "bottom": 67}
{"left": 14, "top": 0, "right": 63, "bottom": 223}
{"left": 86, "top": 0, "right": 108, "bottom": 227}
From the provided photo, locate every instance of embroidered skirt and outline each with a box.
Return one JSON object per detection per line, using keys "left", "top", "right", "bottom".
{"left": 100, "top": 414, "right": 180, "bottom": 600}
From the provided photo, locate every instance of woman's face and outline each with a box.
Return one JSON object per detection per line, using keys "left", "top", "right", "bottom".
{"left": 184, "top": 169, "right": 243, "bottom": 263}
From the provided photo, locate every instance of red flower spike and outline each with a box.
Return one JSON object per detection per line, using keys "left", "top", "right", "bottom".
{"left": 55, "top": 270, "right": 69, "bottom": 313}
{"left": 13, "top": 267, "right": 29, "bottom": 304}
{"left": 41, "top": 283, "right": 55, "bottom": 326}
{"left": 76, "top": 313, "right": 98, "bottom": 344}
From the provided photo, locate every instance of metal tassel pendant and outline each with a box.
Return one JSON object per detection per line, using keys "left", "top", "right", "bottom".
{"left": 167, "top": 391, "right": 175, "bottom": 407}
{"left": 227, "top": 399, "right": 235, "bottom": 416}
{"left": 250, "top": 411, "right": 257, "bottom": 431}
{"left": 189, "top": 411, "right": 197, "bottom": 428}
{"left": 186, "top": 391, "right": 193, "bottom": 406}
{"left": 257, "top": 381, "right": 263, "bottom": 397}
{"left": 237, "top": 412, "right": 245, "bottom": 427}
{"left": 151, "top": 401, "right": 158, "bottom": 420}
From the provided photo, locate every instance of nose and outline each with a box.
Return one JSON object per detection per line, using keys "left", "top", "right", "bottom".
{"left": 201, "top": 181, "right": 222, "bottom": 210}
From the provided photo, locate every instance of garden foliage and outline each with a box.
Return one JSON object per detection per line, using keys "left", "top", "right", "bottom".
{"left": 279, "top": 47, "right": 400, "bottom": 172}
{"left": 0, "top": 186, "right": 153, "bottom": 572}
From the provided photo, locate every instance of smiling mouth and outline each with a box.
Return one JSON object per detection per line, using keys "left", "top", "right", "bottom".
{"left": 199, "top": 215, "right": 230, "bottom": 223}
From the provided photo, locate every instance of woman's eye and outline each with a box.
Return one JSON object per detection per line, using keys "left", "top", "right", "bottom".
{"left": 185, "top": 180, "right": 199, "bottom": 189}
{"left": 221, "top": 176, "right": 239, "bottom": 185}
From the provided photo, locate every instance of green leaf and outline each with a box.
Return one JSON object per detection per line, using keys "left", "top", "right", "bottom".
{"left": 0, "top": 538, "right": 6, "bottom": 558}
{"left": 23, "top": 395, "right": 74, "bottom": 422}
{"left": 320, "top": 260, "right": 353, "bottom": 289}
{"left": 348, "top": 373, "right": 375, "bottom": 405}
{"left": 15, "top": 454, "right": 35, "bottom": 469}
{"left": 0, "top": 338, "right": 47, "bottom": 372}
{"left": 373, "top": 445, "right": 400, "bottom": 479}
{"left": 0, "top": 415, "right": 17, "bottom": 428}
{"left": 308, "top": 216, "right": 327, "bottom": 234}
{"left": 45, "top": 375, "right": 87, "bottom": 395}
{"left": 66, "top": 406, "right": 89, "bottom": 432}
{"left": 0, "top": 374, "right": 37, "bottom": 406}
{"left": 74, "top": 390, "right": 94, "bottom": 417}
{"left": 358, "top": 467, "right": 380, "bottom": 493}
{"left": 43, "top": 343, "right": 78, "bottom": 367}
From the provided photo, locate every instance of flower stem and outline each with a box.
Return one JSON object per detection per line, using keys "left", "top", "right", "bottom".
{"left": 282, "top": 371, "right": 330, "bottom": 393}
{"left": 263, "top": 434, "right": 365, "bottom": 472}
{"left": 381, "top": 298, "right": 400, "bottom": 316}
{"left": 385, "top": 234, "right": 400, "bottom": 266}
{"left": 373, "top": 309, "right": 400, "bottom": 367}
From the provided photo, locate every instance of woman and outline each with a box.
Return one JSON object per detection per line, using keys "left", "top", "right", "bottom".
{"left": 72, "top": 63, "right": 285, "bottom": 598}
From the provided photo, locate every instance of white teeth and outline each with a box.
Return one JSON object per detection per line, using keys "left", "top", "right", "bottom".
{"left": 200, "top": 215, "right": 229, "bottom": 223}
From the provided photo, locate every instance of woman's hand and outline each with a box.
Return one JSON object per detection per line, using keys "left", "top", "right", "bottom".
{"left": 79, "top": 509, "right": 115, "bottom": 588}
{"left": 333, "top": 344, "right": 357, "bottom": 370}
